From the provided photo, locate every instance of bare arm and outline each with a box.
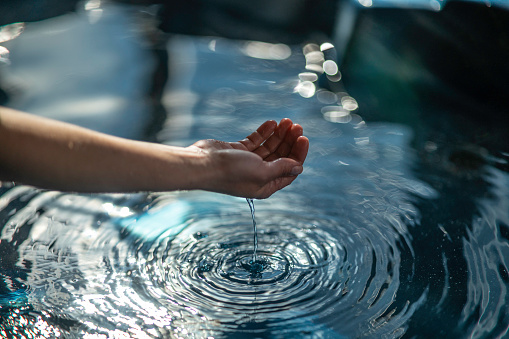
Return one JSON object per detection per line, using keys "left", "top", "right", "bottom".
{"left": 0, "top": 106, "right": 308, "bottom": 198}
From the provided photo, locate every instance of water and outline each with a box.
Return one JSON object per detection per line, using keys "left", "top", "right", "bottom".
{"left": 1, "top": 3, "right": 509, "bottom": 338}
{"left": 241, "top": 198, "right": 275, "bottom": 278}
{"left": 246, "top": 198, "right": 258, "bottom": 262}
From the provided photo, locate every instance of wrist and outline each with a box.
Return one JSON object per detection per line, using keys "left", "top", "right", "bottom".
{"left": 174, "top": 145, "right": 217, "bottom": 192}
{"left": 187, "top": 147, "right": 232, "bottom": 194}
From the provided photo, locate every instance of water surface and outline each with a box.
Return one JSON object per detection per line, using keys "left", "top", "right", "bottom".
{"left": 1, "top": 4, "right": 509, "bottom": 338}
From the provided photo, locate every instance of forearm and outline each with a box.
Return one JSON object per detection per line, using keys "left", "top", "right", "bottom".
{"left": 0, "top": 107, "right": 210, "bottom": 192}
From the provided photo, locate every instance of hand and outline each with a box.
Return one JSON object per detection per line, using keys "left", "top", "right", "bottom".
{"left": 0, "top": 106, "right": 308, "bottom": 196}
{"left": 189, "top": 118, "right": 309, "bottom": 198}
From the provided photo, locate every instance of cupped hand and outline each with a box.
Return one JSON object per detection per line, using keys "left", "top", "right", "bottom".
{"left": 189, "top": 118, "right": 309, "bottom": 198}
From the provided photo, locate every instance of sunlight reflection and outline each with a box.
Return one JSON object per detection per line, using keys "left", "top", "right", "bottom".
{"left": 294, "top": 80, "right": 316, "bottom": 98}
{"left": 305, "top": 63, "right": 324, "bottom": 73}
{"left": 355, "top": 137, "right": 370, "bottom": 146}
{"left": 358, "top": 0, "right": 373, "bottom": 7}
{"left": 303, "top": 43, "right": 319, "bottom": 55}
{"left": 0, "top": 46, "right": 9, "bottom": 65}
{"left": 359, "top": 0, "right": 451, "bottom": 10}
{"left": 208, "top": 39, "right": 217, "bottom": 52}
{"left": 305, "top": 50, "right": 325, "bottom": 65}
{"left": 320, "top": 42, "right": 335, "bottom": 52}
{"left": 341, "top": 95, "right": 359, "bottom": 111}
{"left": 84, "top": 0, "right": 103, "bottom": 24}
{"left": 323, "top": 60, "right": 338, "bottom": 76}
{"left": 0, "top": 23, "right": 25, "bottom": 43}
{"left": 322, "top": 106, "right": 352, "bottom": 124}
{"left": 103, "top": 202, "right": 133, "bottom": 218}
{"left": 298, "top": 72, "right": 319, "bottom": 82}
{"left": 0, "top": 23, "right": 24, "bottom": 65}
{"left": 430, "top": 0, "right": 442, "bottom": 11}
{"left": 84, "top": 0, "right": 101, "bottom": 11}
{"left": 298, "top": 41, "right": 361, "bottom": 114}
{"left": 303, "top": 43, "right": 324, "bottom": 74}
{"left": 241, "top": 41, "right": 291, "bottom": 60}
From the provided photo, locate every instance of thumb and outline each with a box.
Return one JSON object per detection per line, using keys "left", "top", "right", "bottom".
{"left": 256, "top": 158, "right": 303, "bottom": 198}
{"left": 267, "top": 158, "right": 303, "bottom": 179}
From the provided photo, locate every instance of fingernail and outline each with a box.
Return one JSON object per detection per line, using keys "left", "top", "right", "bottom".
{"left": 291, "top": 166, "right": 303, "bottom": 175}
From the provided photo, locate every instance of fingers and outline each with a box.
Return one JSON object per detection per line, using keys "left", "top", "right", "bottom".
{"left": 289, "top": 135, "right": 309, "bottom": 163}
{"left": 237, "top": 117, "right": 308, "bottom": 171}
{"left": 263, "top": 123, "right": 304, "bottom": 161}
{"left": 253, "top": 118, "right": 293, "bottom": 159}
{"left": 237, "top": 120, "right": 277, "bottom": 151}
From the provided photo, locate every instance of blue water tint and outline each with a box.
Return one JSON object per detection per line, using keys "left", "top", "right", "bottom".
{"left": 351, "top": 0, "right": 509, "bottom": 10}
{"left": 1, "top": 2, "right": 509, "bottom": 338}
{"left": 115, "top": 200, "right": 192, "bottom": 241}
{"left": 0, "top": 289, "right": 28, "bottom": 310}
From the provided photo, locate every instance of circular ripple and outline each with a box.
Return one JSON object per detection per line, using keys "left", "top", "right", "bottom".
{"left": 130, "top": 209, "right": 412, "bottom": 337}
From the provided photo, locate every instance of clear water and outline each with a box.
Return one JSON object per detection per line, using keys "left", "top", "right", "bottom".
{"left": 246, "top": 198, "right": 258, "bottom": 262}
{"left": 1, "top": 3, "right": 509, "bottom": 339}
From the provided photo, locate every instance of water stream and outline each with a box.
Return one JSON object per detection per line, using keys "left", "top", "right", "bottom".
{"left": 246, "top": 198, "right": 259, "bottom": 264}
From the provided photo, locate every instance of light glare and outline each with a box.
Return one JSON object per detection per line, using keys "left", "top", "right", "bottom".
{"left": 242, "top": 41, "right": 291, "bottom": 60}
{"left": 359, "top": 0, "right": 373, "bottom": 7}
{"left": 0, "top": 46, "right": 10, "bottom": 65}
{"left": 341, "top": 96, "right": 359, "bottom": 111}
{"left": 305, "top": 50, "right": 325, "bottom": 64}
{"left": 0, "top": 23, "right": 25, "bottom": 43}
{"left": 295, "top": 81, "right": 316, "bottom": 98}
{"left": 322, "top": 106, "right": 351, "bottom": 123}
{"left": 323, "top": 60, "right": 338, "bottom": 76}
{"left": 298, "top": 72, "right": 319, "bottom": 82}
{"left": 320, "top": 42, "right": 335, "bottom": 51}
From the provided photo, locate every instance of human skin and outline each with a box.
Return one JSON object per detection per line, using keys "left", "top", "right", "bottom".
{"left": 0, "top": 106, "right": 309, "bottom": 198}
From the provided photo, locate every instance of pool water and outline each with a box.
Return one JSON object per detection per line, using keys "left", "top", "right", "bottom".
{"left": 1, "top": 2, "right": 509, "bottom": 338}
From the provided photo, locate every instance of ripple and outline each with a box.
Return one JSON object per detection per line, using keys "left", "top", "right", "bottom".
{"left": 0, "top": 189, "right": 424, "bottom": 338}
{"left": 123, "top": 206, "right": 418, "bottom": 337}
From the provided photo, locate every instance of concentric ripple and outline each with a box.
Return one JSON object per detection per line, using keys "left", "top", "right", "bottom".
{"left": 0, "top": 188, "right": 424, "bottom": 338}
{"left": 125, "top": 204, "right": 418, "bottom": 338}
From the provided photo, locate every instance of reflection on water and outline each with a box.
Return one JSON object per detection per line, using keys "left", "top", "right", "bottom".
{"left": 353, "top": 0, "right": 509, "bottom": 10}
{"left": 2, "top": 2, "right": 509, "bottom": 338}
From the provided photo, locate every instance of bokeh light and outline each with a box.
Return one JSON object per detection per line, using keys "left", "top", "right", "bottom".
{"left": 341, "top": 95, "right": 359, "bottom": 111}
{"left": 323, "top": 60, "right": 339, "bottom": 76}
{"left": 294, "top": 81, "right": 316, "bottom": 98}
{"left": 241, "top": 41, "right": 292, "bottom": 60}
{"left": 358, "top": 0, "right": 373, "bottom": 7}
{"left": 0, "top": 46, "right": 9, "bottom": 65}
{"left": 322, "top": 106, "right": 351, "bottom": 123}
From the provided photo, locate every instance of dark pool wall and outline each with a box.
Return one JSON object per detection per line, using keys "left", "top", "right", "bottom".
{"left": 0, "top": 0, "right": 337, "bottom": 45}
{"left": 340, "top": 1, "right": 509, "bottom": 152}
{"left": 154, "top": 0, "right": 338, "bottom": 44}
{"left": 0, "top": 0, "right": 81, "bottom": 26}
